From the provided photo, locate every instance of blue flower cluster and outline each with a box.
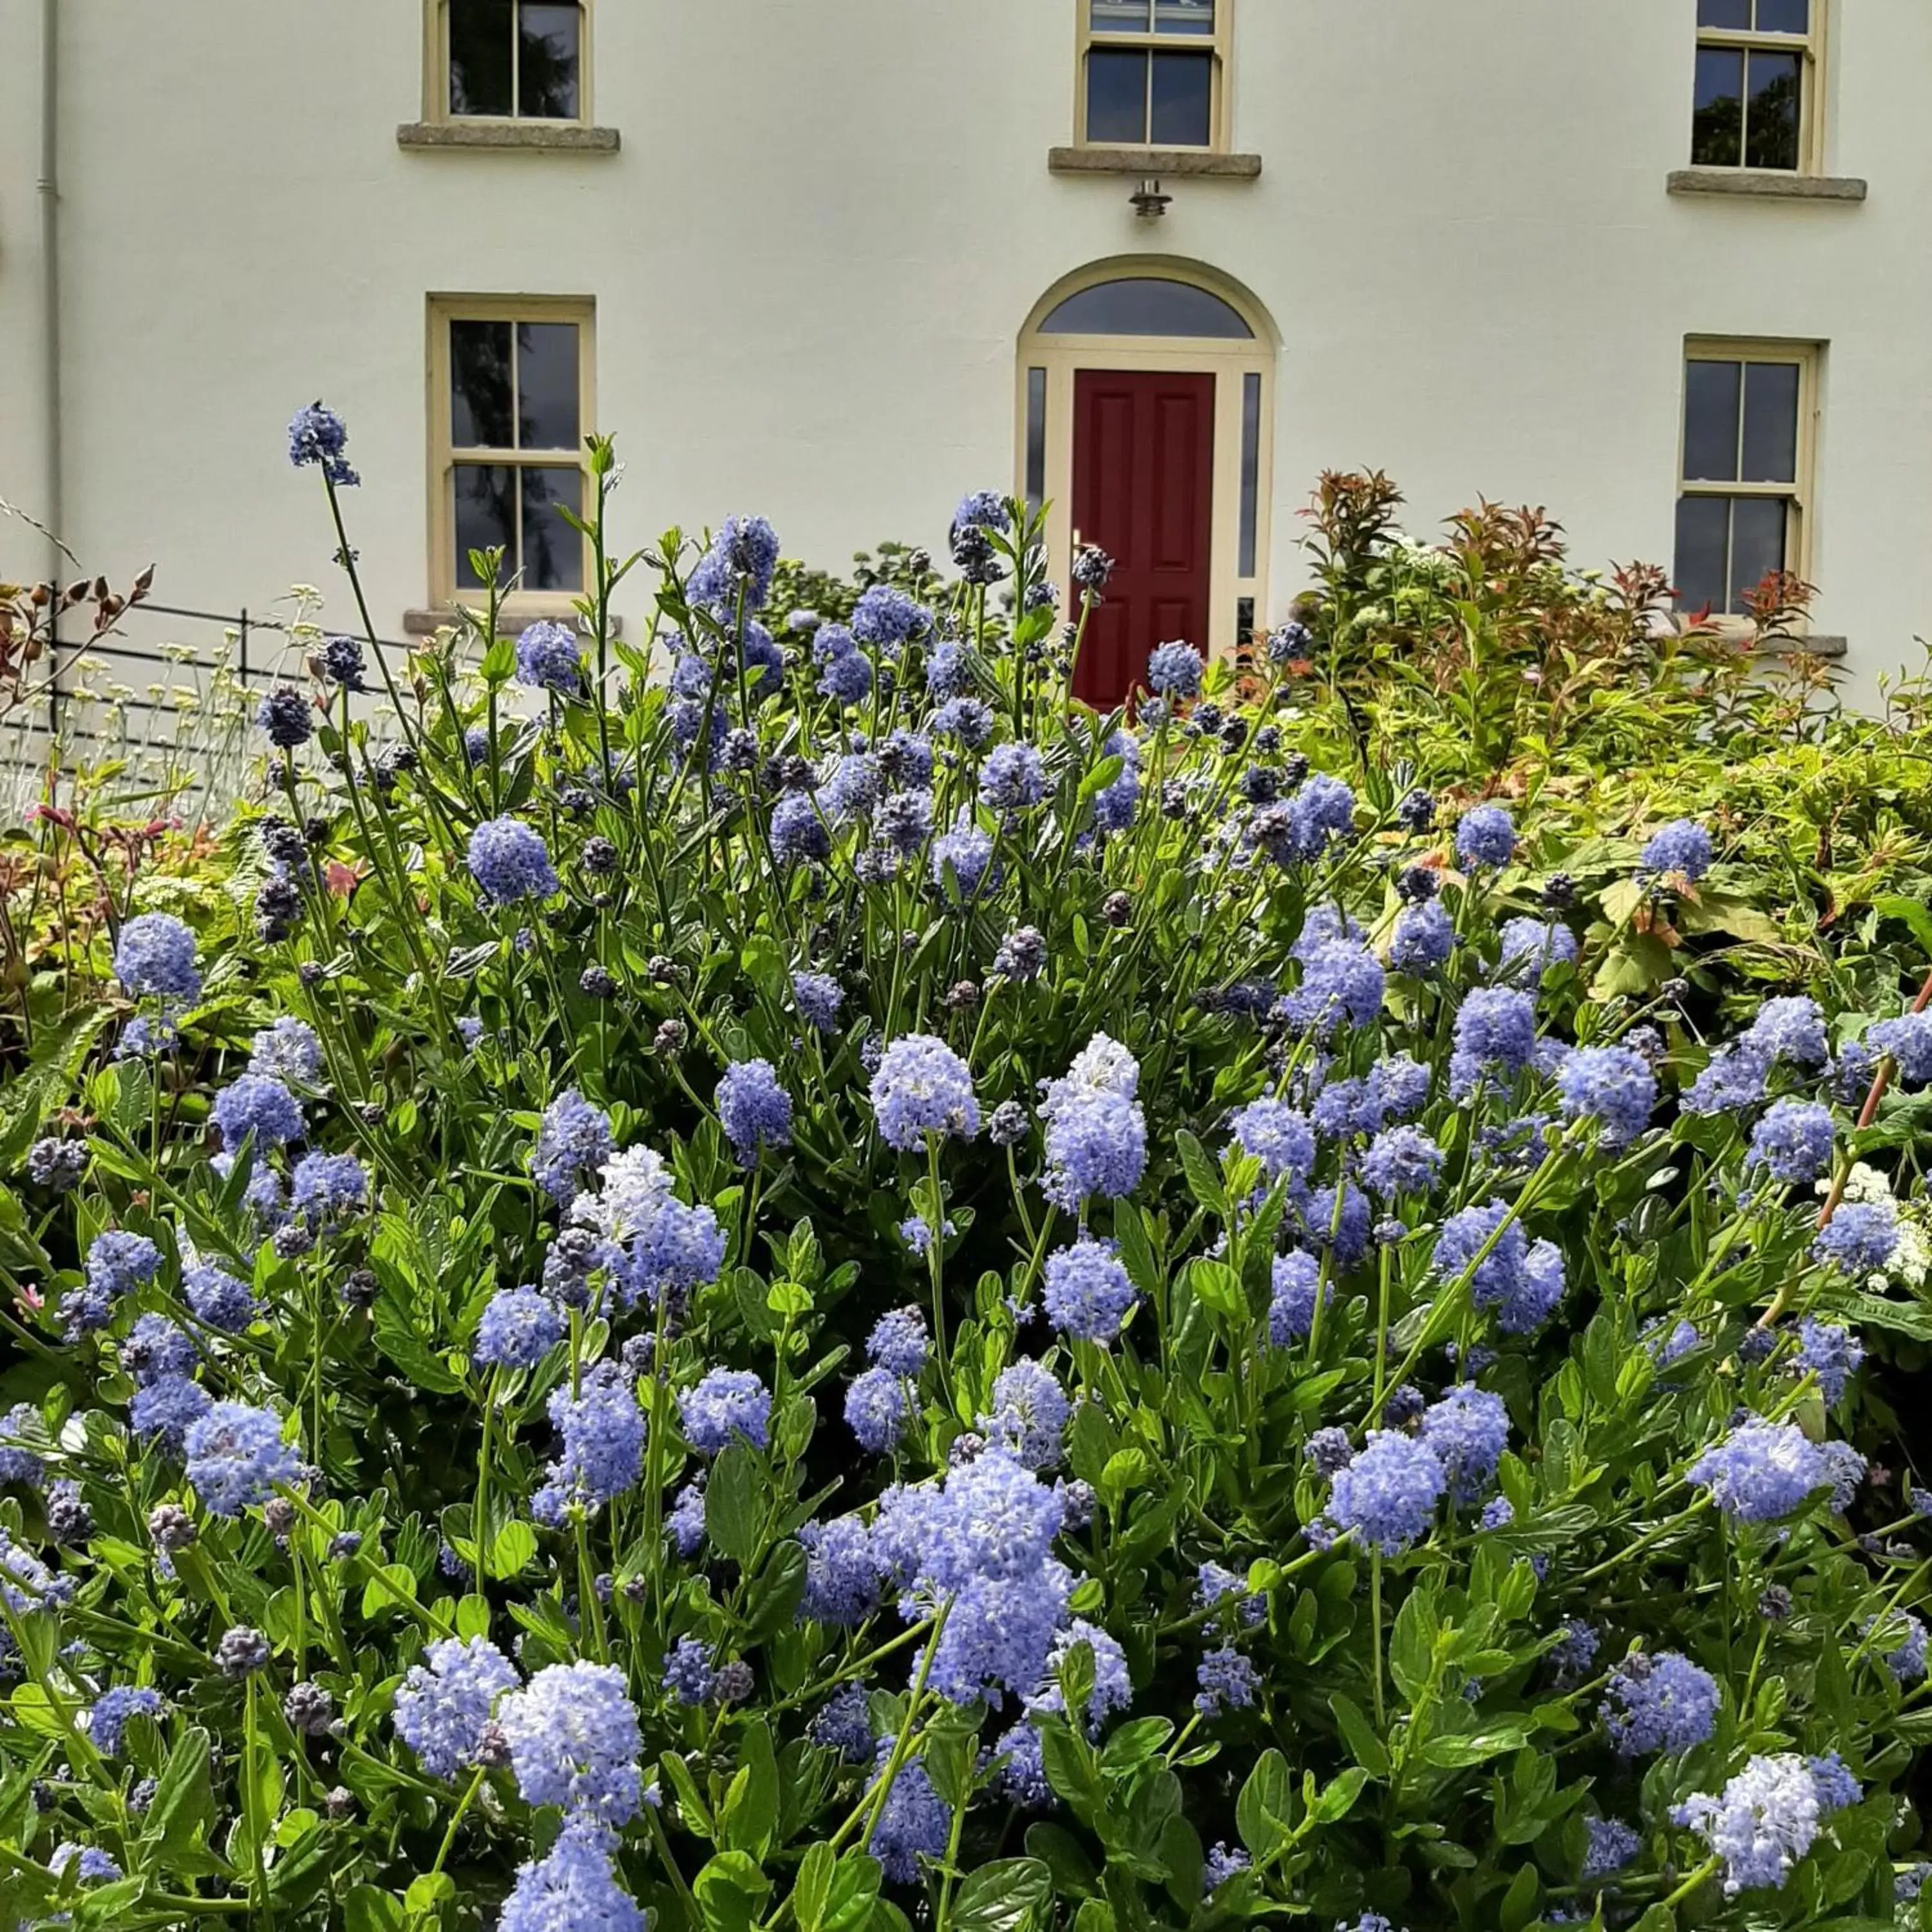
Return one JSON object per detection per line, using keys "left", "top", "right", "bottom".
{"left": 870, "top": 1035, "right": 980, "bottom": 1151}
{"left": 1041, "top": 1035, "right": 1146, "bottom": 1208}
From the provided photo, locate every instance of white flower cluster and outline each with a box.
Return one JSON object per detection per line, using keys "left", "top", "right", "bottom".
{"left": 1818, "top": 1163, "right": 1931, "bottom": 1289}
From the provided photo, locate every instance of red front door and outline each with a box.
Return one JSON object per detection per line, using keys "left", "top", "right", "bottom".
{"left": 1070, "top": 369, "right": 1215, "bottom": 710}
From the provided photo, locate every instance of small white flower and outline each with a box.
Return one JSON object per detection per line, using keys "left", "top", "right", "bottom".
{"left": 1817, "top": 1161, "right": 1891, "bottom": 1206}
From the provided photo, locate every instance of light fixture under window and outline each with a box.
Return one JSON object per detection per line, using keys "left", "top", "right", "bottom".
{"left": 1130, "top": 177, "right": 1171, "bottom": 219}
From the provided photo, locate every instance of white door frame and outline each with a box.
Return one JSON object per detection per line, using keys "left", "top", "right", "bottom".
{"left": 1016, "top": 256, "right": 1279, "bottom": 661}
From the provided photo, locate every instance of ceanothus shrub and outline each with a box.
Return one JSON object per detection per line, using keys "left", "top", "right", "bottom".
{"left": 0, "top": 418, "right": 1928, "bottom": 1931}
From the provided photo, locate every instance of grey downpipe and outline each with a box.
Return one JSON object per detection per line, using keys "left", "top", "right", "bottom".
{"left": 39, "top": 0, "right": 62, "bottom": 712}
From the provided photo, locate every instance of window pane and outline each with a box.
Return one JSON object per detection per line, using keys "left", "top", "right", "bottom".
{"left": 1697, "top": 0, "right": 1750, "bottom": 24}
{"left": 1238, "top": 371, "right": 1261, "bottom": 578}
{"left": 1744, "top": 51, "right": 1801, "bottom": 169}
{"left": 1674, "top": 496, "right": 1730, "bottom": 614}
{"left": 455, "top": 465, "right": 516, "bottom": 585}
{"left": 522, "top": 468, "right": 584, "bottom": 591}
{"left": 1025, "top": 367, "right": 1047, "bottom": 515}
{"left": 1150, "top": 52, "right": 1213, "bottom": 146}
{"left": 517, "top": 323, "right": 580, "bottom": 449}
{"left": 450, "top": 0, "right": 514, "bottom": 116}
{"left": 1691, "top": 48, "right": 1745, "bottom": 166}
{"left": 1039, "top": 278, "right": 1253, "bottom": 338}
{"left": 1090, "top": 0, "right": 1151, "bottom": 31}
{"left": 1683, "top": 361, "right": 1742, "bottom": 482}
{"left": 1086, "top": 49, "right": 1148, "bottom": 142}
{"left": 1754, "top": 0, "right": 1809, "bottom": 32}
{"left": 1730, "top": 496, "right": 1787, "bottom": 610}
{"left": 518, "top": 3, "right": 580, "bottom": 118}
{"left": 1153, "top": 0, "right": 1215, "bottom": 34}
{"left": 1741, "top": 362, "right": 1800, "bottom": 483}
{"left": 451, "top": 321, "right": 515, "bottom": 449}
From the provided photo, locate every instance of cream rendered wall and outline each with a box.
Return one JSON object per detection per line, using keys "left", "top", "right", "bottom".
{"left": 0, "top": 6, "right": 53, "bottom": 585}
{"left": 1, "top": 1, "right": 1929, "bottom": 703}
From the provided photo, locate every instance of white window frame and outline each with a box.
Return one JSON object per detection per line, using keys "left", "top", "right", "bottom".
{"left": 1073, "top": 0, "right": 1233, "bottom": 154}
{"left": 1675, "top": 337, "right": 1820, "bottom": 630}
{"left": 422, "top": 0, "right": 594, "bottom": 126}
{"left": 1692, "top": 1, "right": 1826, "bottom": 175}
{"left": 427, "top": 294, "right": 597, "bottom": 616}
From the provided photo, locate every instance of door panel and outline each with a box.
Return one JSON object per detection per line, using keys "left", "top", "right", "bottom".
{"left": 1071, "top": 370, "right": 1215, "bottom": 710}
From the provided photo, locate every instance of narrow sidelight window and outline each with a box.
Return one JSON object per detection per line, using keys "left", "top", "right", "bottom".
{"left": 1237, "top": 371, "right": 1262, "bottom": 578}
{"left": 1025, "top": 368, "right": 1048, "bottom": 516}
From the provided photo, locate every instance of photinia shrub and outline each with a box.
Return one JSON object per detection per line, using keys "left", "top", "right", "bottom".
{"left": 0, "top": 417, "right": 1929, "bottom": 1932}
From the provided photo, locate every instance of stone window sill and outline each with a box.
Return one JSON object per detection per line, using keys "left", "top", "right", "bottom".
{"left": 1667, "top": 167, "right": 1865, "bottom": 203}
{"left": 1048, "top": 145, "right": 1261, "bottom": 178}
{"left": 1757, "top": 631, "right": 1846, "bottom": 658}
{"left": 404, "top": 607, "right": 623, "bottom": 638}
{"left": 397, "top": 120, "right": 621, "bottom": 154}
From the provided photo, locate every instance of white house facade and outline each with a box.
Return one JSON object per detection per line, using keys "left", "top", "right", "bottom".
{"left": 3, "top": 0, "right": 1929, "bottom": 708}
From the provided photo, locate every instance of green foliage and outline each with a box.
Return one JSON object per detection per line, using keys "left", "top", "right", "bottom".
{"left": 0, "top": 448, "right": 1927, "bottom": 1931}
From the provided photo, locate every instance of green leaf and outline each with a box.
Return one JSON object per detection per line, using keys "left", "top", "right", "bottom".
{"left": 1853, "top": 1294, "right": 1932, "bottom": 1341}
{"left": 71, "top": 1879, "right": 149, "bottom": 1926}
{"left": 1876, "top": 893, "right": 1932, "bottom": 956}
{"left": 694, "top": 1851, "right": 773, "bottom": 1932}
{"left": 1057, "top": 1640, "right": 1097, "bottom": 1730}
{"left": 1309, "top": 1766, "right": 1369, "bottom": 1822}
{"left": 952, "top": 1859, "right": 1052, "bottom": 1932}
{"left": 1097, "top": 1447, "right": 1149, "bottom": 1504}
{"left": 741, "top": 935, "right": 788, "bottom": 1001}
{"left": 1188, "top": 1258, "right": 1247, "bottom": 1325}
{"left": 1098, "top": 1717, "right": 1174, "bottom": 1770}
{"left": 1025, "top": 1822, "right": 1099, "bottom": 1897}
{"left": 372, "top": 1293, "right": 462, "bottom": 1395}
{"left": 1113, "top": 1209, "right": 1160, "bottom": 1301}
{"left": 706, "top": 1442, "right": 764, "bottom": 1567}
{"left": 661, "top": 1750, "right": 715, "bottom": 1840}
{"left": 486, "top": 1518, "right": 537, "bottom": 1580}
{"left": 745, "top": 1539, "right": 810, "bottom": 1640}
{"left": 1388, "top": 1588, "right": 1437, "bottom": 1701}
{"left": 1589, "top": 931, "right": 1676, "bottom": 1001}
{"left": 1077, "top": 755, "right": 1126, "bottom": 802}
{"left": 1235, "top": 1748, "right": 1293, "bottom": 1859}
{"left": 1598, "top": 878, "right": 1645, "bottom": 927}
{"left": 1329, "top": 1690, "right": 1391, "bottom": 1780}
{"left": 920, "top": 1723, "right": 978, "bottom": 1813}
{"left": 792, "top": 1842, "right": 836, "bottom": 1932}
{"left": 0, "top": 1008, "right": 107, "bottom": 1170}
{"left": 1419, "top": 1723, "right": 1530, "bottom": 1769}
{"left": 343, "top": 1892, "right": 408, "bottom": 1932}
{"left": 1683, "top": 889, "right": 1785, "bottom": 947}
{"left": 1159, "top": 1815, "right": 1204, "bottom": 1915}
{"left": 1174, "top": 1130, "right": 1227, "bottom": 1216}
{"left": 404, "top": 1871, "right": 457, "bottom": 1927}
{"left": 5, "top": 1685, "right": 64, "bottom": 1738}
{"left": 719, "top": 1719, "right": 780, "bottom": 1858}
{"left": 821, "top": 1848, "right": 882, "bottom": 1932}
{"left": 361, "top": 1562, "right": 419, "bottom": 1622}
{"left": 1499, "top": 1861, "right": 1540, "bottom": 1932}
{"left": 1041, "top": 1722, "right": 1102, "bottom": 1815}
{"left": 139, "top": 1725, "right": 214, "bottom": 1862}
